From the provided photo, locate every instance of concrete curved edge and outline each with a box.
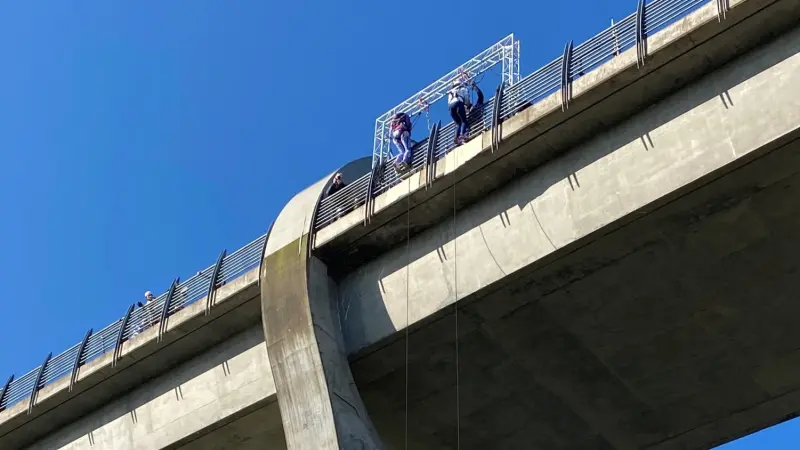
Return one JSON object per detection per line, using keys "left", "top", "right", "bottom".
{"left": 260, "top": 157, "right": 384, "bottom": 449}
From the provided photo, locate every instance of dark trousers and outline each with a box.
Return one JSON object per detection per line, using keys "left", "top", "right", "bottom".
{"left": 449, "top": 101, "right": 469, "bottom": 139}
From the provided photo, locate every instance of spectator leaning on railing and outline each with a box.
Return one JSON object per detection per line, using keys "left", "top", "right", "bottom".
{"left": 131, "top": 291, "right": 159, "bottom": 338}
{"left": 327, "top": 173, "right": 348, "bottom": 220}
{"left": 327, "top": 173, "right": 346, "bottom": 196}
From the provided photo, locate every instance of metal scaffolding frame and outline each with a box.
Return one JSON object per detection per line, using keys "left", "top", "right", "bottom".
{"left": 372, "top": 34, "right": 520, "bottom": 167}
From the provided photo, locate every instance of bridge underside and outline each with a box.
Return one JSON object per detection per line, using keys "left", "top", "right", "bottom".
{"left": 177, "top": 402, "right": 285, "bottom": 450}
{"left": 350, "top": 130, "right": 800, "bottom": 449}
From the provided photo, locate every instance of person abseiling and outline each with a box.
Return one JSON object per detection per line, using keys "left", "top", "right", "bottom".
{"left": 390, "top": 111, "right": 413, "bottom": 171}
{"left": 448, "top": 79, "right": 472, "bottom": 145}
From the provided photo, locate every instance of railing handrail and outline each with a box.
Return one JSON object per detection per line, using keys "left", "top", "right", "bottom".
{"left": 0, "top": 233, "right": 267, "bottom": 412}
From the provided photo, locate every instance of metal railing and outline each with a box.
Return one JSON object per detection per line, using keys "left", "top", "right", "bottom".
{"left": 0, "top": 0, "right": 716, "bottom": 417}
{"left": 0, "top": 233, "right": 267, "bottom": 413}
{"left": 313, "top": 0, "right": 713, "bottom": 231}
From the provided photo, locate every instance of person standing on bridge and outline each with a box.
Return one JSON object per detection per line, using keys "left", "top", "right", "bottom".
{"left": 327, "top": 173, "right": 346, "bottom": 196}
{"left": 142, "top": 291, "right": 158, "bottom": 329}
{"left": 389, "top": 112, "right": 414, "bottom": 171}
{"left": 326, "top": 173, "right": 348, "bottom": 220}
{"left": 448, "top": 79, "right": 472, "bottom": 145}
{"left": 132, "top": 291, "right": 157, "bottom": 338}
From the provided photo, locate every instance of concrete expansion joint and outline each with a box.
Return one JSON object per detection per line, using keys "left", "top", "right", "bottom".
{"left": 313, "top": 323, "right": 338, "bottom": 343}
{"left": 332, "top": 391, "right": 359, "bottom": 415}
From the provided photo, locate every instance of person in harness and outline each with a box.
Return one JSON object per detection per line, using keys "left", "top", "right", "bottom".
{"left": 390, "top": 111, "right": 414, "bottom": 171}
{"left": 448, "top": 79, "right": 472, "bottom": 145}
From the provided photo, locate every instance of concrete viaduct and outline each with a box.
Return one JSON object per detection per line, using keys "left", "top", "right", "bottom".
{"left": 2, "top": 0, "right": 800, "bottom": 447}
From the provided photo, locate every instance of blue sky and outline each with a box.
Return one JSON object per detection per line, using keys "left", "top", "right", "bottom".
{"left": 0, "top": 1, "right": 795, "bottom": 447}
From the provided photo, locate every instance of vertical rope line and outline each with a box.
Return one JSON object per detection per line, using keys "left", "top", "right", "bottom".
{"left": 453, "top": 149, "right": 460, "bottom": 449}
{"left": 404, "top": 180, "right": 411, "bottom": 450}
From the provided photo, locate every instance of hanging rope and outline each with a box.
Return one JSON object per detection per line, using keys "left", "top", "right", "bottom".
{"left": 404, "top": 178, "right": 411, "bottom": 450}
{"left": 452, "top": 144, "right": 461, "bottom": 449}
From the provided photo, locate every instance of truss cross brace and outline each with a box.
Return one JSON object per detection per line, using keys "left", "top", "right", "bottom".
{"left": 372, "top": 34, "right": 520, "bottom": 167}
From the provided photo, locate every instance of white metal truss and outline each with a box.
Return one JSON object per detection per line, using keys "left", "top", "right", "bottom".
{"left": 372, "top": 34, "right": 521, "bottom": 166}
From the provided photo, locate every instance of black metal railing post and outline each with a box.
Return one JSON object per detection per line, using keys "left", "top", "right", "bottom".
{"left": 0, "top": 375, "right": 13, "bottom": 412}
{"left": 69, "top": 329, "right": 93, "bottom": 392}
{"left": 112, "top": 305, "right": 135, "bottom": 368}
{"left": 364, "top": 163, "right": 381, "bottom": 226}
{"left": 561, "top": 41, "right": 574, "bottom": 111}
{"left": 492, "top": 82, "right": 505, "bottom": 153}
{"left": 158, "top": 278, "right": 180, "bottom": 340}
{"left": 27, "top": 353, "right": 51, "bottom": 414}
{"left": 636, "top": 0, "right": 647, "bottom": 67}
{"left": 425, "top": 122, "right": 441, "bottom": 188}
{"left": 715, "top": 0, "right": 729, "bottom": 21}
{"left": 205, "top": 251, "right": 226, "bottom": 315}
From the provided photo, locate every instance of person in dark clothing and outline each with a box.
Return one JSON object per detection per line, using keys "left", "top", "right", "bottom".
{"left": 468, "top": 83, "right": 484, "bottom": 112}
{"left": 327, "top": 173, "right": 346, "bottom": 196}
{"left": 448, "top": 80, "right": 472, "bottom": 145}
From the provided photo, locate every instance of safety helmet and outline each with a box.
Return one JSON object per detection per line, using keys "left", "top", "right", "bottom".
{"left": 144, "top": 291, "right": 153, "bottom": 299}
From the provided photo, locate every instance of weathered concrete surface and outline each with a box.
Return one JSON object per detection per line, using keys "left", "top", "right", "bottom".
{"left": 338, "top": 17, "right": 800, "bottom": 450}
{"left": 0, "top": 267, "right": 262, "bottom": 449}
{"left": 261, "top": 175, "right": 383, "bottom": 449}
{"left": 314, "top": 0, "right": 800, "bottom": 279}
{"left": 26, "top": 326, "right": 284, "bottom": 450}
{"left": 176, "top": 401, "right": 285, "bottom": 450}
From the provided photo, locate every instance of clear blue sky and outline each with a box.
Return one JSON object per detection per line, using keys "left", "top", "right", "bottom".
{"left": 0, "top": 1, "right": 795, "bottom": 447}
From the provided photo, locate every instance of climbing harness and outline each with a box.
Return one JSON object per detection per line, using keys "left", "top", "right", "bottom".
{"left": 391, "top": 112, "right": 413, "bottom": 134}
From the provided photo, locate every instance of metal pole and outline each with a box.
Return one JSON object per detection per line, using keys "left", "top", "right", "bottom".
{"left": 205, "top": 251, "right": 227, "bottom": 315}
{"left": 69, "top": 329, "right": 92, "bottom": 392}
{"left": 112, "top": 305, "right": 135, "bottom": 368}
{"left": 28, "top": 353, "right": 52, "bottom": 414}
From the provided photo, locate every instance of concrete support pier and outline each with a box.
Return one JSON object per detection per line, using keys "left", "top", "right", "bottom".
{"left": 260, "top": 173, "right": 384, "bottom": 450}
